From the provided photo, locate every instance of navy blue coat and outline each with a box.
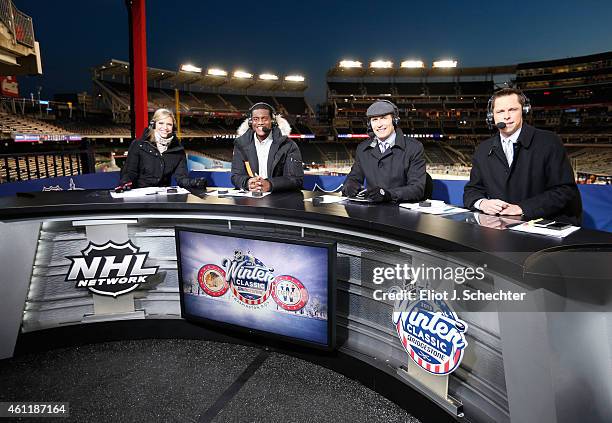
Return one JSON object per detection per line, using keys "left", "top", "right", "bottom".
{"left": 463, "top": 124, "right": 582, "bottom": 225}
{"left": 342, "top": 128, "right": 426, "bottom": 202}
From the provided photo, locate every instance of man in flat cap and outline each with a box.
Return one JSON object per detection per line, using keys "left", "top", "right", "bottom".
{"left": 342, "top": 100, "right": 426, "bottom": 203}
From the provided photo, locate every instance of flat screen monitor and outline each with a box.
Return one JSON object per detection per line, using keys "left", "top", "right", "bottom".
{"left": 175, "top": 227, "right": 336, "bottom": 350}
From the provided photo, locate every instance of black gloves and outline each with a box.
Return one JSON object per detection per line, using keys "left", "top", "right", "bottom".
{"left": 342, "top": 179, "right": 362, "bottom": 197}
{"left": 188, "top": 178, "right": 207, "bottom": 189}
{"left": 364, "top": 187, "right": 392, "bottom": 203}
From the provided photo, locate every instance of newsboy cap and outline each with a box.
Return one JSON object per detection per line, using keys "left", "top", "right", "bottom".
{"left": 366, "top": 100, "right": 397, "bottom": 118}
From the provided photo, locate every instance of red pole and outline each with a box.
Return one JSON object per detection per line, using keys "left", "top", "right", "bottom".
{"left": 128, "top": 0, "right": 148, "bottom": 138}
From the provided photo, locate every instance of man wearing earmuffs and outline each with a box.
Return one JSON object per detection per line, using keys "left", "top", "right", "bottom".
{"left": 342, "top": 100, "right": 426, "bottom": 203}
{"left": 463, "top": 88, "right": 581, "bottom": 225}
{"left": 231, "top": 102, "right": 303, "bottom": 192}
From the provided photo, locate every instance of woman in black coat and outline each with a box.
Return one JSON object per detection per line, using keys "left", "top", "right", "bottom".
{"left": 119, "top": 108, "right": 207, "bottom": 189}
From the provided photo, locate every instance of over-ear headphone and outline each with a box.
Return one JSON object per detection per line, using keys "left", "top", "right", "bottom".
{"left": 366, "top": 99, "right": 401, "bottom": 132}
{"left": 247, "top": 102, "right": 278, "bottom": 127}
{"left": 486, "top": 90, "right": 531, "bottom": 130}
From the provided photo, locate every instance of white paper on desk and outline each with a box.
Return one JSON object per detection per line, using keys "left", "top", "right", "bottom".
{"left": 508, "top": 222, "right": 580, "bottom": 238}
{"left": 304, "top": 195, "right": 347, "bottom": 204}
{"left": 399, "top": 202, "right": 469, "bottom": 215}
{"left": 206, "top": 189, "right": 271, "bottom": 198}
{"left": 110, "top": 187, "right": 190, "bottom": 198}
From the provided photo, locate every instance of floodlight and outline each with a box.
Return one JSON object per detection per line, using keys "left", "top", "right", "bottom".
{"left": 433, "top": 60, "right": 457, "bottom": 68}
{"left": 233, "top": 70, "right": 253, "bottom": 79}
{"left": 181, "top": 64, "right": 202, "bottom": 73}
{"left": 370, "top": 60, "right": 393, "bottom": 69}
{"left": 285, "top": 75, "right": 305, "bottom": 82}
{"left": 339, "top": 60, "right": 362, "bottom": 68}
{"left": 207, "top": 68, "right": 227, "bottom": 76}
{"left": 401, "top": 60, "right": 425, "bottom": 68}
{"left": 259, "top": 73, "right": 279, "bottom": 80}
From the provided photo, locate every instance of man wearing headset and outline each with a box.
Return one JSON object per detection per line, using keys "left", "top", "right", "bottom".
{"left": 231, "top": 102, "right": 303, "bottom": 192}
{"left": 463, "top": 88, "right": 581, "bottom": 225}
{"left": 342, "top": 100, "right": 426, "bottom": 203}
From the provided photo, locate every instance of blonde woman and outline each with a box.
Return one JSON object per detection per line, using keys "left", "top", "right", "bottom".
{"left": 119, "top": 108, "right": 206, "bottom": 189}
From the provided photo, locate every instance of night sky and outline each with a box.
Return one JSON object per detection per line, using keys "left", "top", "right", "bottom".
{"left": 14, "top": 0, "right": 612, "bottom": 105}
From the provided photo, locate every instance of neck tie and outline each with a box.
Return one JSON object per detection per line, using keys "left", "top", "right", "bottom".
{"left": 379, "top": 141, "right": 389, "bottom": 154}
{"left": 502, "top": 139, "right": 514, "bottom": 166}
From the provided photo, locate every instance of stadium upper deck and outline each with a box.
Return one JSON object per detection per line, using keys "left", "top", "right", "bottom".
{"left": 514, "top": 51, "right": 612, "bottom": 144}
{"left": 326, "top": 54, "right": 612, "bottom": 146}
{"left": 93, "top": 59, "right": 313, "bottom": 122}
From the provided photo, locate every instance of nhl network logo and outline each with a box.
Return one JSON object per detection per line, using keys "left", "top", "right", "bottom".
{"left": 66, "top": 240, "right": 158, "bottom": 297}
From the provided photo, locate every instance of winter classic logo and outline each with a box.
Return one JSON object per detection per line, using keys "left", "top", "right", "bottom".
{"left": 66, "top": 241, "right": 158, "bottom": 297}
{"left": 393, "top": 295, "right": 468, "bottom": 375}
{"left": 198, "top": 250, "right": 308, "bottom": 310}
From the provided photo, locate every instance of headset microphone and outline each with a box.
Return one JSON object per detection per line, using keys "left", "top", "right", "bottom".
{"left": 496, "top": 122, "right": 507, "bottom": 129}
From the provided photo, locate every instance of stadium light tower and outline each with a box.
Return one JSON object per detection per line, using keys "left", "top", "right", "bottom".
{"left": 339, "top": 60, "right": 362, "bottom": 68}
{"left": 433, "top": 60, "right": 458, "bottom": 68}
{"left": 259, "top": 73, "right": 279, "bottom": 80}
{"left": 181, "top": 64, "right": 202, "bottom": 73}
{"left": 401, "top": 60, "right": 425, "bottom": 68}
{"left": 233, "top": 70, "right": 253, "bottom": 79}
{"left": 285, "top": 75, "right": 305, "bottom": 82}
{"left": 370, "top": 60, "right": 393, "bottom": 69}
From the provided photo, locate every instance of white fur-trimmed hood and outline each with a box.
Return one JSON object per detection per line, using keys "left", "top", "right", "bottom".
{"left": 236, "top": 114, "right": 292, "bottom": 137}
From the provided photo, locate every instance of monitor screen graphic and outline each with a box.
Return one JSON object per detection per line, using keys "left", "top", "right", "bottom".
{"left": 176, "top": 227, "right": 336, "bottom": 349}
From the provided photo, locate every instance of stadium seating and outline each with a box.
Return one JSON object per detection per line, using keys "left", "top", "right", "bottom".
{"left": 0, "top": 111, "right": 74, "bottom": 136}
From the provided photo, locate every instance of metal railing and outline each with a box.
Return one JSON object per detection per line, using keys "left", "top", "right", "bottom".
{"left": 0, "top": 0, "right": 35, "bottom": 48}
{"left": 0, "top": 152, "right": 83, "bottom": 183}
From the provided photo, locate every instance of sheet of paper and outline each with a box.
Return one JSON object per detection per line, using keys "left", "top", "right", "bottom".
{"left": 304, "top": 195, "right": 347, "bottom": 204}
{"left": 508, "top": 222, "right": 580, "bottom": 238}
{"left": 110, "top": 187, "right": 190, "bottom": 199}
{"left": 399, "top": 202, "right": 469, "bottom": 215}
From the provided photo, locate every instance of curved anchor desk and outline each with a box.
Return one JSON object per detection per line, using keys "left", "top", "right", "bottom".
{"left": 0, "top": 189, "right": 610, "bottom": 423}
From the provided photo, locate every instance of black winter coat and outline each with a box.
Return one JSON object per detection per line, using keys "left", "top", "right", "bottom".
{"left": 231, "top": 127, "right": 304, "bottom": 192}
{"left": 463, "top": 124, "right": 582, "bottom": 225}
{"left": 120, "top": 130, "right": 204, "bottom": 189}
{"left": 342, "top": 128, "right": 426, "bottom": 202}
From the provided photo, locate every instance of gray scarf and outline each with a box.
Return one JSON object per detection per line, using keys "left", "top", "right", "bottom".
{"left": 154, "top": 131, "right": 174, "bottom": 154}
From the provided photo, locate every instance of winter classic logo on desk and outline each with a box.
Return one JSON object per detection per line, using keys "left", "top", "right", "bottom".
{"left": 66, "top": 241, "right": 158, "bottom": 297}
{"left": 393, "top": 296, "right": 468, "bottom": 375}
{"left": 198, "top": 250, "right": 308, "bottom": 310}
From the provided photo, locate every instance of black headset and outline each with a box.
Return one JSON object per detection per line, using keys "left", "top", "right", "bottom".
{"left": 247, "top": 102, "right": 278, "bottom": 127}
{"left": 366, "top": 99, "right": 401, "bottom": 132}
{"left": 486, "top": 89, "right": 531, "bottom": 130}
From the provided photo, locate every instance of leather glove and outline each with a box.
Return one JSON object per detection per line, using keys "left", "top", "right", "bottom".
{"left": 364, "top": 186, "right": 392, "bottom": 203}
{"left": 342, "top": 179, "right": 362, "bottom": 197}
{"left": 193, "top": 178, "right": 207, "bottom": 189}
